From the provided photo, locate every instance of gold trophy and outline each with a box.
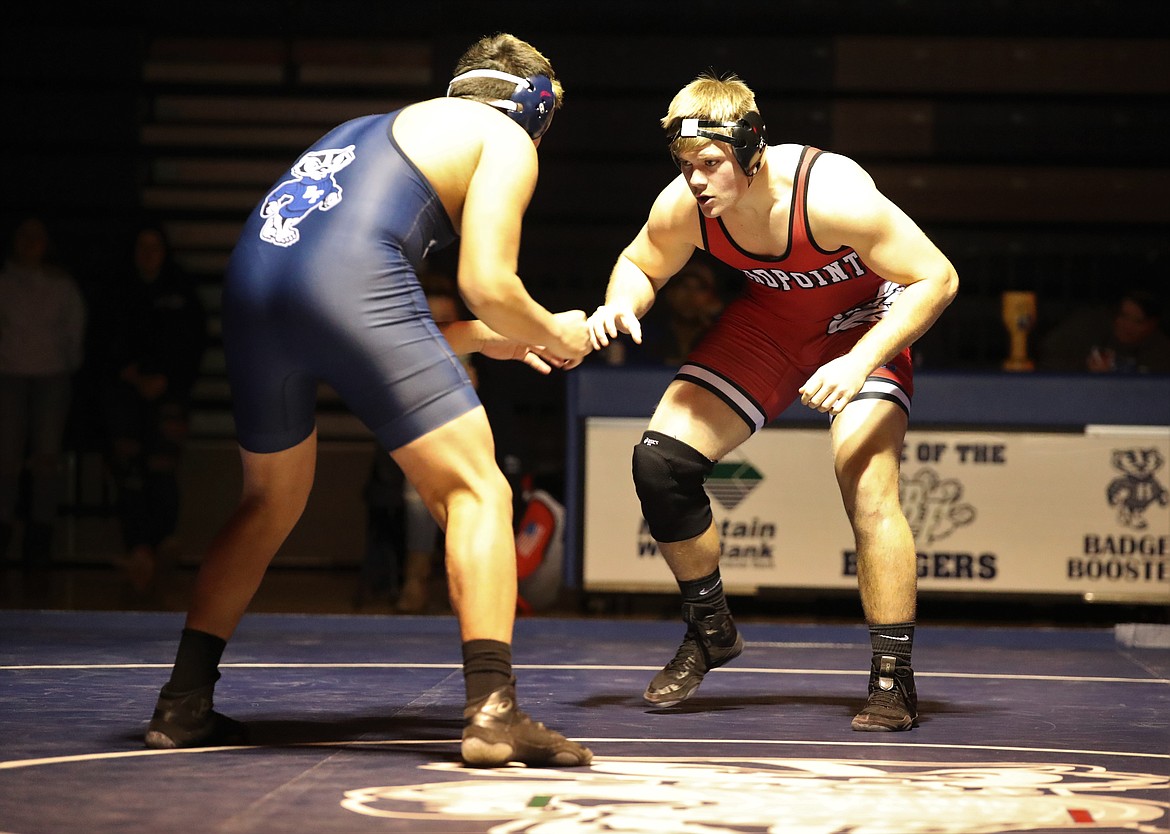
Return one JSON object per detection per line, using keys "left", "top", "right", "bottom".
{"left": 1001, "top": 290, "right": 1037, "bottom": 372}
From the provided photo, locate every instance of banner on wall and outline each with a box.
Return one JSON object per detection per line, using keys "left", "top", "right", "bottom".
{"left": 582, "top": 419, "right": 1170, "bottom": 602}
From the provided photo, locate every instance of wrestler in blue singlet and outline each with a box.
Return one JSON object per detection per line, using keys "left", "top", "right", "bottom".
{"left": 223, "top": 109, "right": 477, "bottom": 454}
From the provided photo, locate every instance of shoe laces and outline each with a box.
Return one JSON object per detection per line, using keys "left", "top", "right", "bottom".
{"left": 663, "top": 631, "right": 702, "bottom": 672}
{"left": 863, "top": 687, "right": 907, "bottom": 714}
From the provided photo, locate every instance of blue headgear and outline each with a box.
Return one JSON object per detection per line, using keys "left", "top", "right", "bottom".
{"left": 447, "top": 68, "right": 557, "bottom": 140}
{"left": 668, "top": 111, "right": 769, "bottom": 176}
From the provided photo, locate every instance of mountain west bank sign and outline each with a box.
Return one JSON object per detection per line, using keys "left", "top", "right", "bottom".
{"left": 582, "top": 419, "right": 1169, "bottom": 602}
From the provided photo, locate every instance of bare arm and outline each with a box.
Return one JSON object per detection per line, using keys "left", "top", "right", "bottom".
{"left": 799, "top": 153, "right": 958, "bottom": 413}
{"left": 439, "top": 318, "right": 580, "bottom": 374}
{"left": 589, "top": 179, "right": 699, "bottom": 348}
{"left": 456, "top": 125, "right": 590, "bottom": 363}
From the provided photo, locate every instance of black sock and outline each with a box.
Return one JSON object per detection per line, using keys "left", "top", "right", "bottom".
{"left": 678, "top": 569, "right": 728, "bottom": 611}
{"left": 166, "top": 628, "right": 227, "bottom": 692}
{"left": 462, "top": 639, "right": 513, "bottom": 705}
{"left": 869, "top": 622, "right": 915, "bottom": 664}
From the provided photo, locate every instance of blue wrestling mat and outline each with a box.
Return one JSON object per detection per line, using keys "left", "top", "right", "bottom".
{"left": 1, "top": 610, "right": 1167, "bottom": 834}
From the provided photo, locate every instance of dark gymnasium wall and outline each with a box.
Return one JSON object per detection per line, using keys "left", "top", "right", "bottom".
{"left": 4, "top": 1, "right": 1168, "bottom": 483}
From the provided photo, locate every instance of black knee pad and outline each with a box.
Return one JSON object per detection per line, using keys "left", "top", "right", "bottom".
{"left": 631, "top": 430, "right": 714, "bottom": 543}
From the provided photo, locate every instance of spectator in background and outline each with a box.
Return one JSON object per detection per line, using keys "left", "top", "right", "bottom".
{"left": 1038, "top": 288, "right": 1170, "bottom": 374}
{"left": 637, "top": 258, "right": 725, "bottom": 367}
{"left": 592, "top": 258, "right": 727, "bottom": 368}
{"left": 0, "top": 215, "right": 86, "bottom": 573}
{"left": 96, "top": 220, "right": 207, "bottom": 594}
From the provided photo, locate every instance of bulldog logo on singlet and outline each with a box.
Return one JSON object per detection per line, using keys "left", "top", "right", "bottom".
{"left": 258, "top": 145, "right": 356, "bottom": 247}
{"left": 828, "top": 280, "right": 903, "bottom": 334}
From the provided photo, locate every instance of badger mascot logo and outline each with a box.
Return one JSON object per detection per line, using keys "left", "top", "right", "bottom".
{"left": 1107, "top": 448, "right": 1169, "bottom": 530}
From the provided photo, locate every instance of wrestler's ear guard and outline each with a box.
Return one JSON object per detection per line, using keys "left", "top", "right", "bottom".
{"left": 447, "top": 68, "right": 557, "bottom": 140}
{"left": 668, "top": 111, "right": 768, "bottom": 176}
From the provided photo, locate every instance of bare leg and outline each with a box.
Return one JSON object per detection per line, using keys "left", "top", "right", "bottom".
{"left": 831, "top": 400, "right": 916, "bottom": 624}
{"left": 393, "top": 407, "right": 591, "bottom": 766}
{"left": 832, "top": 399, "right": 919, "bottom": 731}
{"left": 145, "top": 430, "right": 318, "bottom": 749}
{"left": 646, "top": 379, "right": 751, "bottom": 581}
{"left": 640, "top": 380, "right": 750, "bottom": 706}
{"left": 656, "top": 524, "right": 720, "bottom": 580}
{"left": 186, "top": 430, "right": 318, "bottom": 640}
{"left": 392, "top": 408, "right": 514, "bottom": 642}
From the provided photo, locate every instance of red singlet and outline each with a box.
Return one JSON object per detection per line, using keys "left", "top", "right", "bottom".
{"left": 682, "top": 145, "right": 913, "bottom": 431}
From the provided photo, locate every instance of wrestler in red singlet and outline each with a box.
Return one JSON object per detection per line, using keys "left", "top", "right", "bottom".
{"left": 684, "top": 145, "right": 913, "bottom": 431}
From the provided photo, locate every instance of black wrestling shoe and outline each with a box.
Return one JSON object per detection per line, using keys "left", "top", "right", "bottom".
{"left": 851, "top": 654, "right": 919, "bottom": 732}
{"left": 643, "top": 602, "right": 744, "bottom": 707}
{"left": 144, "top": 683, "right": 247, "bottom": 749}
{"left": 461, "top": 681, "right": 593, "bottom": 768}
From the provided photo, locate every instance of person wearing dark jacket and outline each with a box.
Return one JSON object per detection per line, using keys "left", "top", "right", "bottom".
{"left": 98, "top": 221, "right": 207, "bottom": 594}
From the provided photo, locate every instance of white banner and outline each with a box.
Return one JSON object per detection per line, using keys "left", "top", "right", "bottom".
{"left": 582, "top": 419, "right": 1170, "bottom": 602}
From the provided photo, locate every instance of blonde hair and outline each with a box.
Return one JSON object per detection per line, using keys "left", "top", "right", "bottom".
{"left": 662, "top": 72, "right": 758, "bottom": 156}
{"left": 449, "top": 32, "right": 564, "bottom": 109}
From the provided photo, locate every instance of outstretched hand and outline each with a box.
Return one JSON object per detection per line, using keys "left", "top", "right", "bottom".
{"left": 549, "top": 309, "right": 593, "bottom": 363}
{"left": 587, "top": 303, "right": 642, "bottom": 350}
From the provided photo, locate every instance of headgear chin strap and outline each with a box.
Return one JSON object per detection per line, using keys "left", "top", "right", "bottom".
{"left": 670, "top": 111, "right": 769, "bottom": 176}
{"left": 447, "top": 68, "right": 557, "bottom": 140}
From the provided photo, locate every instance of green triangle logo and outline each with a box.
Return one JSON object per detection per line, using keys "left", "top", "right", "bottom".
{"left": 706, "top": 460, "right": 764, "bottom": 510}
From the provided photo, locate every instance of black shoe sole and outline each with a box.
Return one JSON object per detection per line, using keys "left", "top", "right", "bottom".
{"left": 144, "top": 713, "right": 246, "bottom": 749}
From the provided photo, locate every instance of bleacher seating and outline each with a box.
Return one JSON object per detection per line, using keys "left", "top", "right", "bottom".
{"left": 4, "top": 5, "right": 1167, "bottom": 568}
